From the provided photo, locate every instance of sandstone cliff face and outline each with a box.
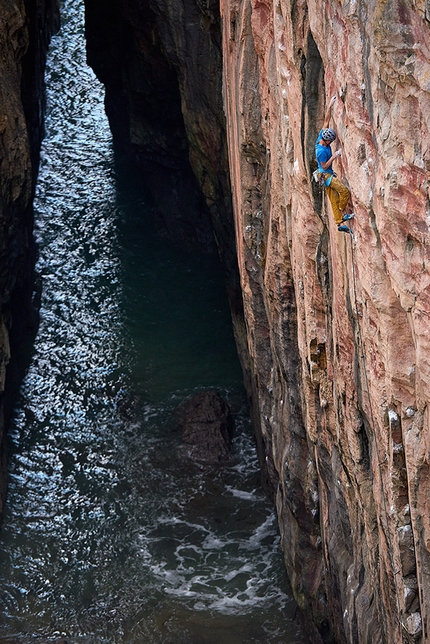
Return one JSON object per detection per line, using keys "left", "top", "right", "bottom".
{"left": 0, "top": 0, "right": 59, "bottom": 516}
{"left": 220, "top": 0, "right": 430, "bottom": 641}
{"left": 84, "top": 0, "right": 430, "bottom": 642}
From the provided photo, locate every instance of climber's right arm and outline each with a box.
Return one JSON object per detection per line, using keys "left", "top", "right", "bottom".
{"left": 321, "top": 149, "right": 341, "bottom": 170}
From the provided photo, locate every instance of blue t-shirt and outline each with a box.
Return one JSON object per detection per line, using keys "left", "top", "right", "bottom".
{"left": 315, "top": 129, "right": 333, "bottom": 186}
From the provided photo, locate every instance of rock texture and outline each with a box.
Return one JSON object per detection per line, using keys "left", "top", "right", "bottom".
{"left": 220, "top": 0, "right": 430, "bottom": 642}
{"left": 84, "top": 0, "right": 430, "bottom": 642}
{"left": 177, "top": 390, "right": 234, "bottom": 463}
{"left": 85, "top": 0, "right": 223, "bottom": 253}
{"left": 0, "top": 0, "right": 59, "bottom": 517}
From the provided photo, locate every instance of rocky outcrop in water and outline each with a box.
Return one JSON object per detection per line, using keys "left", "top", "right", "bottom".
{"left": 178, "top": 390, "right": 234, "bottom": 463}
{"left": 0, "top": 0, "right": 59, "bottom": 516}
{"left": 84, "top": 0, "right": 430, "bottom": 642}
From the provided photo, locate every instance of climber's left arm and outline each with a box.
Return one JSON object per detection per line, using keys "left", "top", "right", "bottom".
{"left": 323, "top": 95, "right": 337, "bottom": 129}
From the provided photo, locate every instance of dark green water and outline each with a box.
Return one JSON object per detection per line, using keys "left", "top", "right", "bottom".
{"left": 0, "top": 1, "right": 303, "bottom": 642}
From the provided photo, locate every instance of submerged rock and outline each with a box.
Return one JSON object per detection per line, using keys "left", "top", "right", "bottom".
{"left": 177, "top": 391, "right": 234, "bottom": 463}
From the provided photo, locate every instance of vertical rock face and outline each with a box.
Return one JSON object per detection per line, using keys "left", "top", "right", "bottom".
{"left": 84, "top": 0, "right": 231, "bottom": 253}
{"left": 220, "top": 0, "right": 430, "bottom": 642}
{"left": 0, "top": 0, "right": 59, "bottom": 516}
{"left": 85, "top": 0, "right": 215, "bottom": 252}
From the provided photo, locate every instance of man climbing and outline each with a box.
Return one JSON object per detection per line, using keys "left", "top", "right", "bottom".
{"left": 316, "top": 95, "right": 354, "bottom": 233}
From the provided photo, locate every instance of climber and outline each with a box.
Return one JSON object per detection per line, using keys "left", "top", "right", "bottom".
{"left": 316, "top": 95, "right": 354, "bottom": 233}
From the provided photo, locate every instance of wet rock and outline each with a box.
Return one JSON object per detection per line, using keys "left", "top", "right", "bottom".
{"left": 85, "top": 0, "right": 220, "bottom": 254}
{"left": 0, "top": 0, "right": 59, "bottom": 521}
{"left": 177, "top": 391, "right": 234, "bottom": 463}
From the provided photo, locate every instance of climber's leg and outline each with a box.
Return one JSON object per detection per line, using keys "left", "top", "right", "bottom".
{"left": 331, "top": 176, "right": 351, "bottom": 214}
{"left": 325, "top": 183, "right": 342, "bottom": 225}
{"left": 325, "top": 177, "right": 351, "bottom": 225}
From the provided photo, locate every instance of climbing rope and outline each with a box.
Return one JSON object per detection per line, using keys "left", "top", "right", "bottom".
{"left": 348, "top": 229, "right": 409, "bottom": 641}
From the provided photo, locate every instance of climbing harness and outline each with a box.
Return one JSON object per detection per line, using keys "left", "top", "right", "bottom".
{"left": 312, "top": 169, "right": 325, "bottom": 187}
{"left": 312, "top": 169, "right": 338, "bottom": 190}
{"left": 348, "top": 231, "right": 409, "bottom": 640}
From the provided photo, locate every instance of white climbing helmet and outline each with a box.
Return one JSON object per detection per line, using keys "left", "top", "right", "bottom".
{"left": 321, "top": 128, "right": 337, "bottom": 142}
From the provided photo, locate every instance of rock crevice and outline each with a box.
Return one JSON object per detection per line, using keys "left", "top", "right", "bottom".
{"left": 84, "top": 0, "right": 252, "bottom": 409}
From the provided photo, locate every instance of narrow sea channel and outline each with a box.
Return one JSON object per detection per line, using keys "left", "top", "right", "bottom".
{"left": 0, "top": 1, "right": 303, "bottom": 642}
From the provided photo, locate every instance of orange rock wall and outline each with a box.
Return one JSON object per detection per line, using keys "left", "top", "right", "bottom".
{"left": 220, "top": 0, "right": 430, "bottom": 641}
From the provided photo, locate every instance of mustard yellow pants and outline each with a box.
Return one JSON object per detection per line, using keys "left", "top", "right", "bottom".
{"left": 325, "top": 176, "right": 351, "bottom": 225}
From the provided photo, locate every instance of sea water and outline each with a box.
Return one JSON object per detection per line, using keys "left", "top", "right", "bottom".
{"left": 0, "top": 1, "right": 303, "bottom": 642}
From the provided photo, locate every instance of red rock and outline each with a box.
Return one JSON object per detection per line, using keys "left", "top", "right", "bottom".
{"left": 220, "top": 0, "right": 430, "bottom": 641}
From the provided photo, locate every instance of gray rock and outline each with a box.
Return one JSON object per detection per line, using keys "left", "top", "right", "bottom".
{"left": 177, "top": 391, "right": 234, "bottom": 463}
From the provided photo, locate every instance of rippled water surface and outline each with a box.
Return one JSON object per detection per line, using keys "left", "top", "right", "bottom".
{"left": 0, "top": 1, "right": 303, "bottom": 642}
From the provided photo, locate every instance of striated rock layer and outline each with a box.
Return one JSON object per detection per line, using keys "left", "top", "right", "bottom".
{"left": 0, "top": 0, "right": 59, "bottom": 517}
{"left": 220, "top": 0, "right": 430, "bottom": 641}
{"left": 84, "top": 0, "right": 430, "bottom": 642}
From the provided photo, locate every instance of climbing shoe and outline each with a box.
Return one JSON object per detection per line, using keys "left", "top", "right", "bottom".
{"left": 337, "top": 224, "right": 351, "bottom": 233}
{"left": 342, "top": 213, "right": 355, "bottom": 221}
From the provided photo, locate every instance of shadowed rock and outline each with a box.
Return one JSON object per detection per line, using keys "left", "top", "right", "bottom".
{"left": 177, "top": 391, "right": 234, "bottom": 463}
